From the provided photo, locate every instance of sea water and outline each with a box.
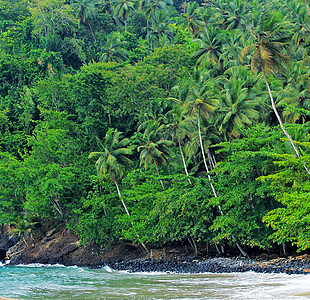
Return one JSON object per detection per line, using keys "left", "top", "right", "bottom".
{"left": 1, "top": 262, "right": 310, "bottom": 299}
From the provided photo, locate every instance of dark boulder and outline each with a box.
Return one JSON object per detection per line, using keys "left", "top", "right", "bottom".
{"left": 0, "top": 248, "right": 6, "bottom": 261}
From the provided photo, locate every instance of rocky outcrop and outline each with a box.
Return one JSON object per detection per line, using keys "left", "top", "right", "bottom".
{"left": 7, "top": 223, "right": 144, "bottom": 266}
{"left": 0, "top": 225, "right": 19, "bottom": 262}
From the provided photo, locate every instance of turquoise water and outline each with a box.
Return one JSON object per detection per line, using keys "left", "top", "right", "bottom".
{"left": 1, "top": 263, "right": 310, "bottom": 299}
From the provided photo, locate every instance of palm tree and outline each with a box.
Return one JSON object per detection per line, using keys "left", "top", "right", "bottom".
{"left": 164, "top": 105, "right": 194, "bottom": 184}
{"left": 139, "top": 0, "right": 172, "bottom": 41}
{"left": 96, "top": 0, "right": 113, "bottom": 14}
{"left": 71, "top": 0, "right": 97, "bottom": 42}
{"left": 212, "top": 76, "right": 260, "bottom": 140}
{"left": 185, "top": 77, "right": 247, "bottom": 256}
{"left": 277, "top": 62, "right": 310, "bottom": 123}
{"left": 220, "top": 0, "right": 248, "bottom": 31}
{"left": 185, "top": 96, "right": 218, "bottom": 193}
{"left": 181, "top": 2, "right": 205, "bottom": 38}
{"left": 112, "top": 0, "right": 136, "bottom": 33}
{"left": 138, "top": 120, "right": 173, "bottom": 189}
{"left": 89, "top": 128, "right": 148, "bottom": 251}
{"left": 148, "top": 10, "right": 174, "bottom": 49}
{"left": 99, "top": 32, "right": 128, "bottom": 62}
{"left": 192, "top": 25, "right": 226, "bottom": 70}
{"left": 289, "top": 2, "right": 310, "bottom": 46}
{"left": 240, "top": 12, "right": 310, "bottom": 176}
{"left": 89, "top": 128, "right": 134, "bottom": 215}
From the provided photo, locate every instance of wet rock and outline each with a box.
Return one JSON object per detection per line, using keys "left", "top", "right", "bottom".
{"left": 0, "top": 249, "right": 6, "bottom": 262}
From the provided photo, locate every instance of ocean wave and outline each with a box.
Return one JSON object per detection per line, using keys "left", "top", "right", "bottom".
{"left": 13, "top": 263, "right": 87, "bottom": 270}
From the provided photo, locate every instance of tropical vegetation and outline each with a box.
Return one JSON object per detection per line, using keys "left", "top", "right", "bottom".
{"left": 1, "top": 0, "right": 310, "bottom": 256}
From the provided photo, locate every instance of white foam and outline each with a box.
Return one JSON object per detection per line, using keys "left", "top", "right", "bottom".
{"left": 103, "top": 265, "right": 114, "bottom": 273}
{"left": 0, "top": 260, "right": 10, "bottom": 267}
{"left": 15, "top": 263, "right": 67, "bottom": 268}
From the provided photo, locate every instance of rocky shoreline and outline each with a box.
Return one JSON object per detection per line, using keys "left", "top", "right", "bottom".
{"left": 107, "top": 255, "right": 310, "bottom": 275}
{"left": 2, "top": 223, "right": 310, "bottom": 275}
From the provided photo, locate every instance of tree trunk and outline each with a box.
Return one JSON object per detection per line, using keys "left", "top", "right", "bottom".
{"left": 262, "top": 70, "right": 310, "bottom": 176}
{"left": 154, "top": 162, "right": 165, "bottom": 189}
{"left": 88, "top": 21, "right": 97, "bottom": 42}
{"left": 198, "top": 113, "right": 248, "bottom": 257}
{"left": 207, "top": 149, "right": 215, "bottom": 170}
{"left": 124, "top": 19, "right": 127, "bottom": 33}
{"left": 214, "top": 243, "right": 222, "bottom": 255}
{"left": 305, "top": 0, "right": 310, "bottom": 16}
{"left": 113, "top": 179, "right": 131, "bottom": 216}
{"left": 146, "top": 16, "right": 149, "bottom": 42}
{"left": 113, "top": 179, "right": 148, "bottom": 252}
{"left": 179, "top": 141, "right": 192, "bottom": 185}
{"left": 197, "top": 113, "right": 218, "bottom": 198}
{"left": 282, "top": 242, "right": 287, "bottom": 257}
{"left": 188, "top": 236, "right": 198, "bottom": 255}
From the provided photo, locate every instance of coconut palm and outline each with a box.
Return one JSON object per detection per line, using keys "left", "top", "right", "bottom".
{"left": 240, "top": 12, "right": 310, "bottom": 176}
{"left": 212, "top": 77, "right": 260, "bottom": 140}
{"left": 96, "top": 0, "right": 113, "bottom": 14}
{"left": 184, "top": 86, "right": 217, "bottom": 177}
{"left": 164, "top": 105, "right": 194, "bottom": 184}
{"left": 148, "top": 10, "right": 174, "bottom": 49}
{"left": 89, "top": 128, "right": 148, "bottom": 251}
{"left": 138, "top": 120, "right": 173, "bottom": 189}
{"left": 192, "top": 25, "right": 226, "bottom": 70}
{"left": 286, "top": 1, "right": 310, "bottom": 46}
{"left": 139, "top": 0, "right": 172, "bottom": 41}
{"left": 277, "top": 62, "right": 310, "bottom": 123}
{"left": 71, "top": 0, "right": 97, "bottom": 42}
{"left": 89, "top": 128, "right": 134, "bottom": 215}
{"left": 99, "top": 32, "right": 128, "bottom": 62}
{"left": 181, "top": 2, "right": 205, "bottom": 38}
{"left": 112, "top": 0, "right": 136, "bottom": 33}
{"left": 220, "top": 0, "right": 248, "bottom": 31}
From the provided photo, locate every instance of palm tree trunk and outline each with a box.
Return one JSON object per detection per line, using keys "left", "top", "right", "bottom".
{"left": 207, "top": 149, "right": 215, "bottom": 170}
{"left": 262, "top": 70, "right": 310, "bottom": 176}
{"left": 113, "top": 179, "right": 131, "bottom": 216}
{"left": 305, "top": 0, "right": 310, "bottom": 16}
{"left": 179, "top": 141, "right": 192, "bottom": 185}
{"left": 88, "top": 21, "right": 97, "bottom": 42}
{"left": 125, "top": 19, "right": 127, "bottom": 33}
{"left": 113, "top": 179, "right": 148, "bottom": 252}
{"left": 146, "top": 16, "right": 149, "bottom": 42}
{"left": 154, "top": 162, "right": 165, "bottom": 189}
{"left": 198, "top": 113, "right": 248, "bottom": 257}
{"left": 197, "top": 113, "right": 218, "bottom": 198}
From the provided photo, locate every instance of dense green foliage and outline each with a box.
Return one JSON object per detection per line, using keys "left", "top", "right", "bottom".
{"left": 1, "top": 0, "right": 310, "bottom": 255}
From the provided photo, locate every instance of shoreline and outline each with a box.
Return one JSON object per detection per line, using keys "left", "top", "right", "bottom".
{"left": 106, "top": 256, "right": 310, "bottom": 275}
{"left": 6, "top": 255, "right": 310, "bottom": 275}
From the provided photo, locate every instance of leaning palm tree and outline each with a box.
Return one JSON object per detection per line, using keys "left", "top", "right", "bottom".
{"left": 89, "top": 128, "right": 148, "bottom": 250}
{"left": 89, "top": 128, "right": 134, "bottom": 215}
{"left": 185, "top": 83, "right": 217, "bottom": 176}
{"left": 240, "top": 12, "right": 310, "bottom": 176}
{"left": 138, "top": 120, "right": 173, "bottom": 189}
{"left": 164, "top": 105, "right": 194, "bottom": 184}
{"left": 185, "top": 82, "right": 247, "bottom": 257}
